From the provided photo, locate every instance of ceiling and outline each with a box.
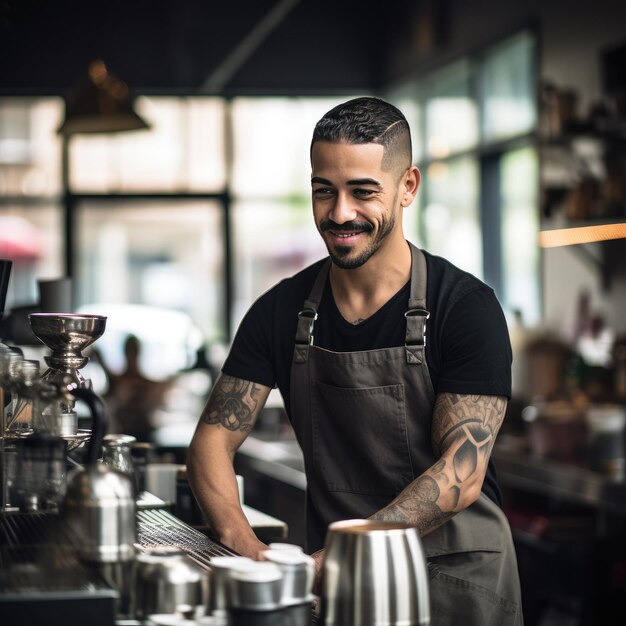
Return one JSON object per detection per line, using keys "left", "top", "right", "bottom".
{"left": 0, "top": 0, "right": 427, "bottom": 96}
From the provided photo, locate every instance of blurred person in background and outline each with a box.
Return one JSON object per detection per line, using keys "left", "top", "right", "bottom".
{"left": 105, "top": 334, "right": 172, "bottom": 442}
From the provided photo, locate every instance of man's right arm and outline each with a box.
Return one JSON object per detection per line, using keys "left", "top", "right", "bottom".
{"left": 187, "top": 373, "right": 272, "bottom": 559}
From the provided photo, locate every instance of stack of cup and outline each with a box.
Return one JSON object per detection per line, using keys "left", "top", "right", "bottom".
{"left": 262, "top": 548, "right": 315, "bottom": 626}
{"left": 206, "top": 556, "right": 254, "bottom": 623}
{"left": 228, "top": 561, "right": 285, "bottom": 626}
{"left": 205, "top": 545, "right": 315, "bottom": 626}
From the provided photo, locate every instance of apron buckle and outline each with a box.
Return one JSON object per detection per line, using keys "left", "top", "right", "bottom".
{"left": 297, "top": 308, "right": 318, "bottom": 346}
{"left": 405, "top": 308, "right": 430, "bottom": 347}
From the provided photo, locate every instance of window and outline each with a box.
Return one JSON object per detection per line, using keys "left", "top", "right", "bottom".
{"left": 0, "top": 94, "right": 359, "bottom": 350}
{"left": 387, "top": 30, "right": 539, "bottom": 320}
{"left": 0, "top": 98, "right": 63, "bottom": 197}
{"left": 423, "top": 60, "right": 478, "bottom": 158}
{"left": 0, "top": 98, "right": 65, "bottom": 310}
{"left": 229, "top": 96, "right": 351, "bottom": 330}
{"left": 69, "top": 97, "right": 226, "bottom": 192}
{"left": 421, "top": 158, "right": 483, "bottom": 279}
{"left": 0, "top": 205, "right": 63, "bottom": 308}
{"left": 500, "top": 147, "right": 540, "bottom": 324}
{"left": 479, "top": 31, "right": 536, "bottom": 142}
{"left": 75, "top": 200, "right": 224, "bottom": 341}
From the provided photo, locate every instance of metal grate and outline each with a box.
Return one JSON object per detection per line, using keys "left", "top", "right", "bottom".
{"left": 0, "top": 508, "right": 235, "bottom": 595}
{"left": 0, "top": 512, "right": 111, "bottom": 594}
{"left": 137, "top": 508, "right": 235, "bottom": 570}
{"left": 0, "top": 511, "right": 55, "bottom": 547}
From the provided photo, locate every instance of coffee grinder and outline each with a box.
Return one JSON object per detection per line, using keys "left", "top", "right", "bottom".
{"left": 28, "top": 313, "right": 107, "bottom": 440}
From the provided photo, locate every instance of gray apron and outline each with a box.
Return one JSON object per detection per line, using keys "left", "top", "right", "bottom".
{"left": 289, "top": 243, "right": 523, "bottom": 625}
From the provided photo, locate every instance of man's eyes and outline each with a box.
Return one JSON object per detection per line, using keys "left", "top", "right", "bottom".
{"left": 312, "top": 188, "right": 375, "bottom": 197}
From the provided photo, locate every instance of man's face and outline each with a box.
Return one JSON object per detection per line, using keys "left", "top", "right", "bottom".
{"left": 311, "top": 141, "right": 405, "bottom": 270}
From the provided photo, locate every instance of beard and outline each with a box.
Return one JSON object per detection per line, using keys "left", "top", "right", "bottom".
{"left": 319, "top": 213, "right": 397, "bottom": 270}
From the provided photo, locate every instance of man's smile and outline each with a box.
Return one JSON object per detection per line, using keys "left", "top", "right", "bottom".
{"left": 320, "top": 220, "right": 374, "bottom": 238}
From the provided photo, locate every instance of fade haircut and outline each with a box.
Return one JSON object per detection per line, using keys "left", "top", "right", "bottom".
{"left": 311, "top": 96, "right": 412, "bottom": 175}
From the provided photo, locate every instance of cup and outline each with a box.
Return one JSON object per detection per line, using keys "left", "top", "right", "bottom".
{"left": 37, "top": 278, "right": 73, "bottom": 313}
{"left": 585, "top": 404, "right": 626, "bottom": 478}
{"left": 262, "top": 548, "right": 315, "bottom": 605}
{"left": 145, "top": 463, "right": 186, "bottom": 504}
{"left": 320, "top": 519, "right": 430, "bottom": 626}
{"left": 207, "top": 555, "right": 254, "bottom": 618}
{"left": 268, "top": 542, "right": 305, "bottom": 553}
{"left": 263, "top": 549, "right": 315, "bottom": 626}
{"left": 227, "top": 561, "right": 285, "bottom": 626}
{"left": 134, "top": 546, "right": 208, "bottom": 618}
{"left": 102, "top": 434, "right": 137, "bottom": 476}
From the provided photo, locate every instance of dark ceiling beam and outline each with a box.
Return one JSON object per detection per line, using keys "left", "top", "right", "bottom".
{"left": 201, "top": 0, "right": 304, "bottom": 94}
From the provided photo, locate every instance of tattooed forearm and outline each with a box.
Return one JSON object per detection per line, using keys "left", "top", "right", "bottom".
{"left": 432, "top": 393, "right": 506, "bottom": 482}
{"left": 370, "top": 475, "right": 454, "bottom": 534}
{"left": 371, "top": 394, "right": 507, "bottom": 535}
{"left": 201, "top": 376, "right": 262, "bottom": 432}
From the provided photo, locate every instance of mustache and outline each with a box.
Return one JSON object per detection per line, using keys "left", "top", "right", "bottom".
{"left": 319, "top": 220, "right": 374, "bottom": 233}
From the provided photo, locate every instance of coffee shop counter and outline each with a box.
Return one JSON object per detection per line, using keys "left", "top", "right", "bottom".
{"left": 492, "top": 433, "right": 626, "bottom": 518}
{"left": 236, "top": 432, "right": 626, "bottom": 519}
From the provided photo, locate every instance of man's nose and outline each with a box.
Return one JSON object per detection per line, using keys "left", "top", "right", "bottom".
{"left": 329, "top": 193, "right": 357, "bottom": 224}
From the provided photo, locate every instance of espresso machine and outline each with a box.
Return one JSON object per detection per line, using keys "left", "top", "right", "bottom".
{"left": 1, "top": 312, "right": 109, "bottom": 511}
{"left": 0, "top": 265, "right": 134, "bottom": 624}
{"left": 0, "top": 268, "right": 238, "bottom": 625}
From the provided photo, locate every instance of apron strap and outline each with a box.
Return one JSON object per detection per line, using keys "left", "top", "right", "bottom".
{"left": 294, "top": 245, "right": 429, "bottom": 365}
{"left": 294, "top": 259, "right": 331, "bottom": 363}
{"left": 405, "top": 243, "right": 430, "bottom": 365}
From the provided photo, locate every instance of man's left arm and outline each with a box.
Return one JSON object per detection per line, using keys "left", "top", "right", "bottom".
{"left": 310, "top": 392, "right": 507, "bottom": 581}
{"left": 369, "top": 392, "right": 507, "bottom": 532}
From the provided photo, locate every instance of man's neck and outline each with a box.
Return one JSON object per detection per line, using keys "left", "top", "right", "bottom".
{"left": 329, "top": 239, "right": 411, "bottom": 324}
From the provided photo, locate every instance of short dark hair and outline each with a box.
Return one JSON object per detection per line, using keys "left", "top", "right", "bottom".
{"left": 311, "top": 96, "right": 412, "bottom": 171}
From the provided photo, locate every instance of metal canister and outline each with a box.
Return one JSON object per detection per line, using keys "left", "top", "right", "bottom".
{"left": 134, "top": 546, "right": 208, "bottom": 619}
{"left": 207, "top": 555, "right": 254, "bottom": 618}
{"left": 102, "top": 434, "right": 137, "bottom": 476}
{"left": 63, "top": 461, "right": 137, "bottom": 563}
{"left": 262, "top": 548, "right": 315, "bottom": 626}
{"left": 14, "top": 432, "right": 67, "bottom": 512}
{"left": 228, "top": 561, "right": 286, "bottom": 626}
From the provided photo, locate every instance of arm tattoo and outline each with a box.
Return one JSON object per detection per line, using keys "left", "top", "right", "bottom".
{"left": 201, "top": 376, "right": 262, "bottom": 432}
{"left": 431, "top": 393, "right": 506, "bottom": 482}
{"left": 370, "top": 475, "right": 455, "bottom": 533}
{"left": 371, "top": 393, "right": 506, "bottom": 535}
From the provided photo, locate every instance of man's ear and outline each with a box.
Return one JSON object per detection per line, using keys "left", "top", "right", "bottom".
{"left": 402, "top": 165, "right": 421, "bottom": 206}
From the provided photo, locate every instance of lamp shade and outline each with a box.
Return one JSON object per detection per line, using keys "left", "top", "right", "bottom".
{"left": 58, "top": 60, "right": 150, "bottom": 135}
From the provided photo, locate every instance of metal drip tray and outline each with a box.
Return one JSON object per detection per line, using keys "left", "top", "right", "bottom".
{"left": 137, "top": 508, "right": 235, "bottom": 569}
{"left": 0, "top": 512, "right": 118, "bottom": 626}
{"left": 0, "top": 512, "right": 114, "bottom": 588}
{"left": 0, "top": 508, "right": 235, "bottom": 625}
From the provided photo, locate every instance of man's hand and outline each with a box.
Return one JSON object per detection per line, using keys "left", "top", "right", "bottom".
{"left": 224, "top": 533, "right": 269, "bottom": 561}
{"left": 310, "top": 548, "right": 325, "bottom": 595}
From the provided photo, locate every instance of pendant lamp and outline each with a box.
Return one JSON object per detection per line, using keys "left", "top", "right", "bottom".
{"left": 57, "top": 59, "right": 150, "bottom": 135}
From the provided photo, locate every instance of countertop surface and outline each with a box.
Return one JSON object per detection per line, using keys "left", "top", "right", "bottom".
{"left": 238, "top": 432, "right": 626, "bottom": 517}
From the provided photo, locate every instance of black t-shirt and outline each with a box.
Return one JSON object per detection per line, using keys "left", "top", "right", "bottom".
{"left": 223, "top": 248, "right": 512, "bottom": 505}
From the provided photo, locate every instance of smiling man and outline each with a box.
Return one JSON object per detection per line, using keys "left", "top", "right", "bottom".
{"left": 187, "top": 97, "right": 523, "bottom": 625}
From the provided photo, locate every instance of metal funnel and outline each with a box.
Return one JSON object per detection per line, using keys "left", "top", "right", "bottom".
{"left": 28, "top": 313, "right": 107, "bottom": 386}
